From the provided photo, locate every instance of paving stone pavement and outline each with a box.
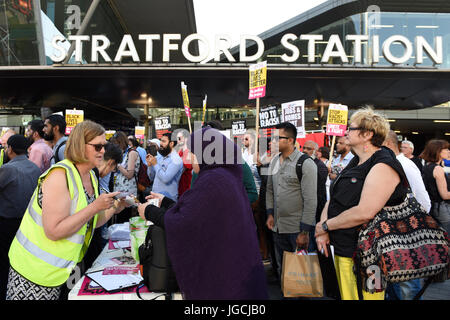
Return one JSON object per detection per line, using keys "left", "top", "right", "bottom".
{"left": 264, "top": 260, "right": 450, "bottom": 300}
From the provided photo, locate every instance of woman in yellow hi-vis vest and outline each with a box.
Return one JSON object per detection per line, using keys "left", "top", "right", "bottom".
{"left": 7, "top": 120, "right": 129, "bottom": 300}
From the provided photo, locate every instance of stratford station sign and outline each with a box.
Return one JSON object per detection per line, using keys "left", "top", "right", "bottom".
{"left": 50, "top": 33, "right": 443, "bottom": 66}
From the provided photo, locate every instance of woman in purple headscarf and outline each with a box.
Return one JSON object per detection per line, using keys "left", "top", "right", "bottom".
{"left": 138, "top": 127, "right": 268, "bottom": 300}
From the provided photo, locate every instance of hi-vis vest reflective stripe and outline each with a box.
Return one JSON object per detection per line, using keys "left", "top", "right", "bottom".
{"left": 8, "top": 159, "right": 99, "bottom": 287}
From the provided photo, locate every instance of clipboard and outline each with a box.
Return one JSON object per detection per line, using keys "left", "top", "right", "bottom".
{"left": 86, "top": 270, "right": 143, "bottom": 292}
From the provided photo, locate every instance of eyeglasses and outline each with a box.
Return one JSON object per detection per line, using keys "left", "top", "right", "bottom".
{"left": 87, "top": 143, "right": 107, "bottom": 152}
{"left": 272, "top": 136, "right": 290, "bottom": 142}
{"left": 303, "top": 146, "right": 314, "bottom": 151}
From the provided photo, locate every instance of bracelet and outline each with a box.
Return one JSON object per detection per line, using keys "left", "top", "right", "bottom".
{"left": 299, "top": 231, "right": 309, "bottom": 235}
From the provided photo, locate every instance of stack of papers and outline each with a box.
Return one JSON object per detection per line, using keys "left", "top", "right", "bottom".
{"left": 86, "top": 270, "right": 143, "bottom": 292}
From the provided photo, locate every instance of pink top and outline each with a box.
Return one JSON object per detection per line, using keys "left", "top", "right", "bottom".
{"left": 28, "top": 138, "right": 53, "bottom": 173}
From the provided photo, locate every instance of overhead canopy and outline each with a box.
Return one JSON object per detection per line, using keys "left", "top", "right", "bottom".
{"left": 104, "top": 0, "right": 198, "bottom": 62}
{"left": 0, "top": 65, "right": 449, "bottom": 116}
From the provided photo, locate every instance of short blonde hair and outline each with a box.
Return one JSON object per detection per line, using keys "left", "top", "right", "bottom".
{"left": 350, "top": 107, "right": 390, "bottom": 147}
{"left": 65, "top": 120, "right": 105, "bottom": 163}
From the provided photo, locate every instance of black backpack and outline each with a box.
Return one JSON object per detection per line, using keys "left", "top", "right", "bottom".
{"left": 53, "top": 140, "right": 67, "bottom": 163}
{"left": 295, "top": 153, "right": 313, "bottom": 183}
{"left": 136, "top": 224, "right": 179, "bottom": 298}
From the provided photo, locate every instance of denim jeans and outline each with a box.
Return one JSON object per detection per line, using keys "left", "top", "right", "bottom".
{"left": 386, "top": 279, "right": 424, "bottom": 300}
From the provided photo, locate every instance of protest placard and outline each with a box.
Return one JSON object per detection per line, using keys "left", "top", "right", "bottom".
{"left": 154, "top": 116, "right": 172, "bottom": 139}
{"left": 65, "top": 109, "right": 84, "bottom": 135}
{"left": 105, "top": 130, "right": 116, "bottom": 140}
{"left": 326, "top": 104, "right": 348, "bottom": 167}
{"left": 259, "top": 105, "right": 280, "bottom": 129}
{"left": 326, "top": 104, "right": 348, "bottom": 137}
{"left": 232, "top": 120, "right": 247, "bottom": 136}
{"left": 181, "top": 81, "right": 192, "bottom": 132}
{"left": 201, "top": 94, "right": 207, "bottom": 124}
{"left": 281, "top": 100, "right": 305, "bottom": 138}
{"left": 134, "top": 126, "right": 145, "bottom": 140}
{"left": 249, "top": 61, "right": 267, "bottom": 100}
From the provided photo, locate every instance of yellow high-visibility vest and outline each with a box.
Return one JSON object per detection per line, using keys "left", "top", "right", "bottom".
{"left": 0, "top": 149, "right": 4, "bottom": 167}
{"left": 9, "top": 159, "right": 99, "bottom": 287}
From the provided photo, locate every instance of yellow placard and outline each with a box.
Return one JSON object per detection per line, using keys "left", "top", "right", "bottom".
{"left": 65, "top": 109, "right": 84, "bottom": 134}
{"left": 327, "top": 109, "right": 347, "bottom": 126}
{"left": 181, "top": 82, "right": 191, "bottom": 118}
{"left": 326, "top": 104, "right": 348, "bottom": 136}
{"left": 249, "top": 65, "right": 267, "bottom": 89}
{"left": 105, "top": 130, "right": 116, "bottom": 140}
{"left": 249, "top": 61, "right": 267, "bottom": 99}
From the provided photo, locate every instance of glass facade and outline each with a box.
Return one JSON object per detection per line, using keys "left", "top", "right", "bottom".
{"left": 0, "top": 0, "right": 41, "bottom": 65}
{"left": 262, "top": 12, "right": 450, "bottom": 68}
{"left": 41, "top": 0, "right": 126, "bottom": 64}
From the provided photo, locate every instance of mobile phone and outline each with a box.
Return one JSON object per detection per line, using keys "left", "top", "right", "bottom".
{"left": 146, "top": 144, "right": 158, "bottom": 157}
{"left": 100, "top": 188, "right": 127, "bottom": 200}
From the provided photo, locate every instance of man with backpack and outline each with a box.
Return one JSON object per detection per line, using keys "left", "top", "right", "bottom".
{"left": 265, "top": 122, "right": 317, "bottom": 278}
{"left": 43, "top": 114, "right": 68, "bottom": 165}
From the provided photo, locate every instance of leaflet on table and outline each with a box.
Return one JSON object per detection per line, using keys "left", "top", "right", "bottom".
{"left": 85, "top": 270, "right": 143, "bottom": 292}
{"left": 102, "top": 266, "right": 140, "bottom": 275}
{"left": 78, "top": 276, "right": 152, "bottom": 296}
{"left": 86, "top": 248, "right": 136, "bottom": 273}
{"left": 108, "top": 240, "right": 131, "bottom": 250}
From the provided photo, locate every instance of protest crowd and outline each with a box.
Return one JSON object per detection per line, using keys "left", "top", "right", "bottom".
{"left": 0, "top": 108, "right": 449, "bottom": 301}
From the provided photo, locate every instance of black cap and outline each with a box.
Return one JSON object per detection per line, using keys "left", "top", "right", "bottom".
{"left": 7, "top": 134, "right": 30, "bottom": 155}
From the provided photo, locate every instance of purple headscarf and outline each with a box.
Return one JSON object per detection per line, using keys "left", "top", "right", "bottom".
{"left": 164, "top": 127, "right": 268, "bottom": 299}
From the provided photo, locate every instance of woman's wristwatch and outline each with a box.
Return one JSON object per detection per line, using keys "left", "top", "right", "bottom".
{"left": 322, "top": 220, "right": 329, "bottom": 232}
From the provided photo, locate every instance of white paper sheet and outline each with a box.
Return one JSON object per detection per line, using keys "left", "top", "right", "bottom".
{"left": 86, "top": 271, "right": 143, "bottom": 292}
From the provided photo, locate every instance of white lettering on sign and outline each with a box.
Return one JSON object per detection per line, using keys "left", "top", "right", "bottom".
{"left": 50, "top": 33, "right": 444, "bottom": 66}
{"left": 232, "top": 120, "right": 246, "bottom": 135}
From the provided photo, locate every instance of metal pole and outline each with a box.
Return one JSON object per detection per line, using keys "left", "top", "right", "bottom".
{"left": 32, "top": 0, "right": 46, "bottom": 65}
{"left": 144, "top": 104, "right": 149, "bottom": 148}
{"left": 63, "top": 0, "right": 102, "bottom": 64}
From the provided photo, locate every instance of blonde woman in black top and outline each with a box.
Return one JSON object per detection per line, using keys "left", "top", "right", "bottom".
{"left": 315, "top": 108, "right": 407, "bottom": 300}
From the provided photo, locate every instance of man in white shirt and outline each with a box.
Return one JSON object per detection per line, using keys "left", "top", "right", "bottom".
{"left": 383, "top": 130, "right": 431, "bottom": 301}
{"left": 329, "top": 136, "right": 354, "bottom": 181}
{"left": 242, "top": 131, "right": 261, "bottom": 193}
{"left": 384, "top": 131, "right": 431, "bottom": 212}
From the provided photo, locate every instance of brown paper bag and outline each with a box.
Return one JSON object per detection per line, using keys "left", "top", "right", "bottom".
{"left": 281, "top": 251, "right": 324, "bottom": 298}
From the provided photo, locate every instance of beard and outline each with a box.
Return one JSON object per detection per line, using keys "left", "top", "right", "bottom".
{"left": 43, "top": 131, "right": 54, "bottom": 142}
{"left": 27, "top": 136, "right": 35, "bottom": 146}
{"left": 159, "top": 145, "right": 172, "bottom": 157}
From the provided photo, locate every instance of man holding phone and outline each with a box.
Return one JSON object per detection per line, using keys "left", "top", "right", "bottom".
{"left": 146, "top": 133, "right": 183, "bottom": 201}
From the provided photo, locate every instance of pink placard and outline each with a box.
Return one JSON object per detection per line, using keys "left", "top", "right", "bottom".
{"left": 326, "top": 124, "right": 347, "bottom": 137}
{"left": 249, "top": 86, "right": 266, "bottom": 100}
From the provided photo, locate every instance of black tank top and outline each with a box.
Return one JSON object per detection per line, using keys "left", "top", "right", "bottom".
{"left": 422, "top": 163, "right": 450, "bottom": 203}
{"left": 327, "top": 147, "right": 408, "bottom": 258}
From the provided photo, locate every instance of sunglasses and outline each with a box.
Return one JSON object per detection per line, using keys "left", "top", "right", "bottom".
{"left": 87, "top": 143, "right": 107, "bottom": 152}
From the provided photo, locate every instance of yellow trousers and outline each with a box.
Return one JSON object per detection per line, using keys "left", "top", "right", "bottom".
{"left": 334, "top": 255, "right": 385, "bottom": 300}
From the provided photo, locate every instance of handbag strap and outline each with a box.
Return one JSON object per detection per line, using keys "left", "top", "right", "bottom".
{"left": 413, "top": 277, "right": 433, "bottom": 300}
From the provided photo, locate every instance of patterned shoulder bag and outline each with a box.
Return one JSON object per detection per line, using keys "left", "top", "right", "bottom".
{"left": 354, "top": 190, "right": 450, "bottom": 294}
